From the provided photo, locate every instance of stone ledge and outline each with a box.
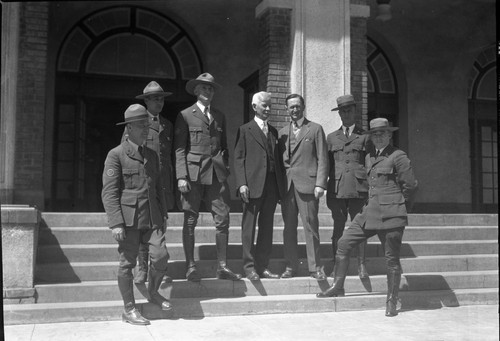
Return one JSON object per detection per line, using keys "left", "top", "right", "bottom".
{"left": 1, "top": 204, "right": 40, "bottom": 224}
{"left": 3, "top": 288, "right": 36, "bottom": 298}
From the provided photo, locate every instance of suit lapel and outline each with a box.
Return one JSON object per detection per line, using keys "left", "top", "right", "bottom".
{"left": 293, "top": 119, "right": 310, "bottom": 151}
{"left": 123, "top": 140, "right": 143, "bottom": 163}
{"left": 248, "top": 120, "right": 266, "bottom": 150}
{"left": 191, "top": 104, "right": 209, "bottom": 124}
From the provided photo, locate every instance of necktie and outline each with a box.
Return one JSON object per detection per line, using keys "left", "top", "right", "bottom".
{"left": 153, "top": 116, "right": 158, "bottom": 121}
{"left": 262, "top": 123, "right": 268, "bottom": 137}
{"left": 204, "top": 107, "right": 210, "bottom": 120}
{"left": 138, "top": 145, "right": 144, "bottom": 157}
{"left": 293, "top": 122, "right": 300, "bottom": 137}
{"left": 375, "top": 150, "right": 380, "bottom": 158}
{"left": 345, "top": 127, "right": 349, "bottom": 138}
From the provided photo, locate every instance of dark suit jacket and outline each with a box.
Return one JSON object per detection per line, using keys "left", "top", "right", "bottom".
{"left": 278, "top": 119, "right": 328, "bottom": 194}
{"left": 101, "top": 140, "right": 166, "bottom": 230}
{"left": 326, "top": 125, "right": 369, "bottom": 201}
{"left": 174, "top": 103, "right": 230, "bottom": 185}
{"left": 233, "top": 120, "right": 286, "bottom": 199}
{"left": 122, "top": 114, "right": 175, "bottom": 209}
{"left": 353, "top": 145, "right": 418, "bottom": 230}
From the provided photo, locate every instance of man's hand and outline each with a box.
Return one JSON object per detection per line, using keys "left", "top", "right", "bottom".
{"left": 314, "top": 186, "right": 325, "bottom": 199}
{"left": 239, "top": 185, "right": 250, "bottom": 203}
{"left": 112, "top": 227, "right": 126, "bottom": 242}
{"left": 178, "top": 179, "right": 191, "bottom": 193}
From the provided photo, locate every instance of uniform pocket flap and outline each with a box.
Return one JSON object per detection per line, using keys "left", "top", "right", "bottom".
{"left": 332, "top": 144, "right": 343, "bottom": 151}
{"left": 376, "top": 167, "right": 394, "bottom": 175}
{"left": 120, "top": 194, "right": 137, "bottom": 206}
{"left": 354, "top": 168, "right": 367, "bottom": 179}
{"left": 189, "top": 127, "right": 203, "bottom": 132}
{"left": 187, "top": 153, "right": 202, "bottom": 162}
{"left": 378, "top": 193, "right": 405, "bottom": 204}
{"left": 122, "top": 169, "right": 139, "bottom": 175}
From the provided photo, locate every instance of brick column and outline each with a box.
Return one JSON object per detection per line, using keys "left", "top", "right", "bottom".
{"left": 13, "top": 2, "right": 49, "bottom": 208}
{"left": 256, "top": 1, "right": 293, "bottom": 131}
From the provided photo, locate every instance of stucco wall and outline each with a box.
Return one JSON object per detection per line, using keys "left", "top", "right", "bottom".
{"left": 367, "top": 0, "right": 496, "bottom": 209}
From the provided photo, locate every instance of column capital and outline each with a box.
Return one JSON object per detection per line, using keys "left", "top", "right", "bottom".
{"left": 256, "top": 0, "right": 293, "bottom": 18}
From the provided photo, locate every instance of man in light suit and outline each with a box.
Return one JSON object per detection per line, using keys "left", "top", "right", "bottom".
{"left": 317, "top": 118, "right": 418, "bottom": 318}
{"left": 327, "top": 94, "right": 370, "bottom": 279}
{"left": 234, "top": 91, "right": 285, "bottom": 280}
{"left": 102, "top": 104, "right": 171, "bottom": 326}
{"left": 174, "top": 73, "right": 241, "bottom": 282}
{"left": 278, "top": 94, "right": 329, "bottom": 280}
{"left": 122, "top": 81, "right": 175, "bottom": 284}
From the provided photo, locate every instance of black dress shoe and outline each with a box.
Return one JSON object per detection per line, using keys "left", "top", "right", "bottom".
{"left": 186, "top": 267, "right": 201, "bottom": 282}
{"left": 280, "top": 269, "right": 295, "bottom": 279}
{"left": 216, "top": 266, "right": 242, "bottom": 281}
{"left": 148, "top": 296, "right": 173, "bottom": 311}
{"left": 310, "top": 271, "right": 327, "bottom": 280}
{"left": 316, "top": 286, "right": 345, "bottom": 298}
{"left": 260, "top": 269, "right": 280, "bottom": 279}
{"left": 246, "top": 270, "right": 260, "bottom": 281}
{"left": 122, "top": 308, "right": 150, "bottom": 325}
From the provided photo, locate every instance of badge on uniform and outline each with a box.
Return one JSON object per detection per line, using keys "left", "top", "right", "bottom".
{"left": 106, "top": 169, "right": 115, "bottom": 177}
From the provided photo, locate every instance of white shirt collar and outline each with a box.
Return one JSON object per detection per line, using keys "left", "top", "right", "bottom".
{"left": 293, "top": 117, "right": 305, "bottom": 128}
{"left": 254, "top": 115, "right": 267, "bottom": 129}
{"left": 148, "top": 110, "right": 159, "bottom": 121}
{"left": 196, "top": 102, "right": 211, "bottom": 119}
{"left": 342, "top": 124, "right": 355, "bottom": 135}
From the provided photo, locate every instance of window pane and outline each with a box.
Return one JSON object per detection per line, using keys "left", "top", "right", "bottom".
{"left": 483, "top": 189, "right": 493, "bottom": 203}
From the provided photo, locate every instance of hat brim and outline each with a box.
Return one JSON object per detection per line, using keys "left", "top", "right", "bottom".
{"left": 116, "top": 116, "right": 149, "bottom": 125}
{"left": 185, "top": 79, "right": 222, "bottom": 95}
{"left": 135, "top": 91, "right": 173, "bottom": 99}
{"left": 364, "top": 126, "right": 399, "bottom": 134}
{"left": 331, "top": 102, "right": 356, "bottom": 111}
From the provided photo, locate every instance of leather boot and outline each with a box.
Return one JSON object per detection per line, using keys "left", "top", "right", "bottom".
{"left": 357, "top": 241, "right": 369, "bottom": 279}
{"left": 385, "top": 270, "right": 401, "bottom": 317}
{"left": 118, "top": 276, "right": 150, "bottom": 325}
{"left": 317, "top": 255, "right": 349, "bottom": 297}
{"left": 215, "top": 233, "right": 242, "bottom": 280}
{"left": 182, "top": 219, "right": 200, "bottom": 281}
{"left": 134, "top": 243, "right": 149, "bottom": 284}
{"left": 148, "top": 268, "right": 172, "bottom": 311}
{"left": 329, "top": 237, "right": 338, "bottom": 277}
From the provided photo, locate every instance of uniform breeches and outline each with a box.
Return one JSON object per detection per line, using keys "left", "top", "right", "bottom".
{"left": 327, "top": 197, "right": 365, "bottom": 239}
{"left": 117, "top": 228, "right": 169, "bottom": 278}
{"left": 337, "top": 221, "right": 404, "bottom": 273}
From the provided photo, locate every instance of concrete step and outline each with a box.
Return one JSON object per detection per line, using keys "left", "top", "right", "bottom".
{"left": 35, "top": 254, "right": 499, "bottom": 283}
{"left": 33, "top": 270, "right": 499, "bottom": 303}
{"left": 38, "top": 225, "right": 499, "bottom": 245}
{"left": 4, "top": 288, "right": 498, "bottom": 325}
{"left": 40, "top": 212, "right": 499, "bottom": 228}
{"left": 36, "top": 240, "right": 499, "bottom": 264}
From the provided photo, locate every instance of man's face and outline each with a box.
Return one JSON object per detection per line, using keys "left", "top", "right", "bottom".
{"left": 127, "top": 120, "right": 150, "bottom": 145}
{"left": 338, "top": 104, "right": 356, "bottom": 127}
{"left": 144, "top": 95, "right": 164, "bottom": 116}
{"left": 194, "top": 84, "right": 215, "bottom": 104}
{"left": 370, "top": 130, "right": 392, "bottom": 150}
{"left": 253, "top": 96, "right": 271, "bottom": 121}
{"left": 286, "top": 97, "right": 304, "bottom": 122}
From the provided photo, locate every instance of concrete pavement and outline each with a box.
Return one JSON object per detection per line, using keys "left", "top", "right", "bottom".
{"left": 4, "top": 304, "right": 499, "bottom": 341}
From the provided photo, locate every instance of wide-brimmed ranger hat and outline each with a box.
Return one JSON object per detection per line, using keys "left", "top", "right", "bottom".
{"left": 331, "top": 94, "right": 356, "bottom": 111}
{"left": 116, "top": 104, "right": 149, "bottom": 125}
{"left": 364, "top": 117, "right": 399, "bottom": 134}
{"left": 185, "top": 73, "right": 222, "bottom": 95}
{"left": 135, "top": 81, "right": 172, "bottom": 99}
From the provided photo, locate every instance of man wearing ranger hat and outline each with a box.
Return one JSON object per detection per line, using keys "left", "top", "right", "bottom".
{"left": 122, "top": 81, "right": 175, "bottom": 284}
{"left": 102, "top": 104, "right": 172, "bottom": 325}
{"left": 174, "top": 73, "right": 242, "bottom": 281}
{"left": 317, "top": 117, "right": 418, "bottom": 318}
{"left": 326, "top": 94, "right": 370, "bottom": 279}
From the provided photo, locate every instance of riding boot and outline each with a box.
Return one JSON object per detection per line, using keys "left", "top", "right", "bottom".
{"left": 329, "top": 237, "right": 338, "bottom": 277}
{"left": 118, "top": 276, "right": 150, "bottom": 325}
{"left": 215, "top": 232, "right": 242, "bottom": 280}
{"left": 385, "top": 270, "right": 401, "bottom": 317}
{"left": 357, "top": 241, "right": 369, "bottom": 279}
{"left": 148, "top": 268, "right": 172, "bottom": 311}
{"left": 134, "top": 243, "right": 149, "bottom": 284}
{"left": 316, "top": 254, "right": 349, "bottom": 297}
{"left": 182, "top": 220, "right": 200, "bottom": 281}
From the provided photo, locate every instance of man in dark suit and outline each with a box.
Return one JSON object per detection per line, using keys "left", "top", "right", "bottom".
{"left": 102, "top": 104, "right": 171, "bottom": 326}
{"left": 122, "top": 81, "right": 175, "bottom": 284}
{"left": 278, "top": 94, "right": 329, "bottom": 280}
{"left": 234, "top": 91, "right": 285, "bottom": 280}
{"left": 174, "top": 73, "right": 241, "bottom": 282}
{"left": 317, "top": 118, "right": 418, "bottom": 318}
{"left": 327, "top": 94, "right": 370, "bottom": 279}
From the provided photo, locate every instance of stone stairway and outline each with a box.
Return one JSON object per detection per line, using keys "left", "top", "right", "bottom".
{"left": 3, "top": 212, "right": 498, "bottom": 324}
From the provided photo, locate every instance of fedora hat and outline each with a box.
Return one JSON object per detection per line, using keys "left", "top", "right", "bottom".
{"left": 331, "top": 94, "right": 356, "bottom": 111}
{"left": 135, "top": 81, "right": 172, "bottom": 99}
{"left": 116, "top": 104, "right": 149, "bottom": 125}
{"left": 185, "top": 73, "right": 221, "bottom": 95}
{"left": 364, "top": 117, "right": 399, "bottom": 134}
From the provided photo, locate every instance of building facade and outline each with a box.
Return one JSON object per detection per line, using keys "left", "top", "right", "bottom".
{"left": 1, "top": 0, "right": 497, "bottom": 213}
